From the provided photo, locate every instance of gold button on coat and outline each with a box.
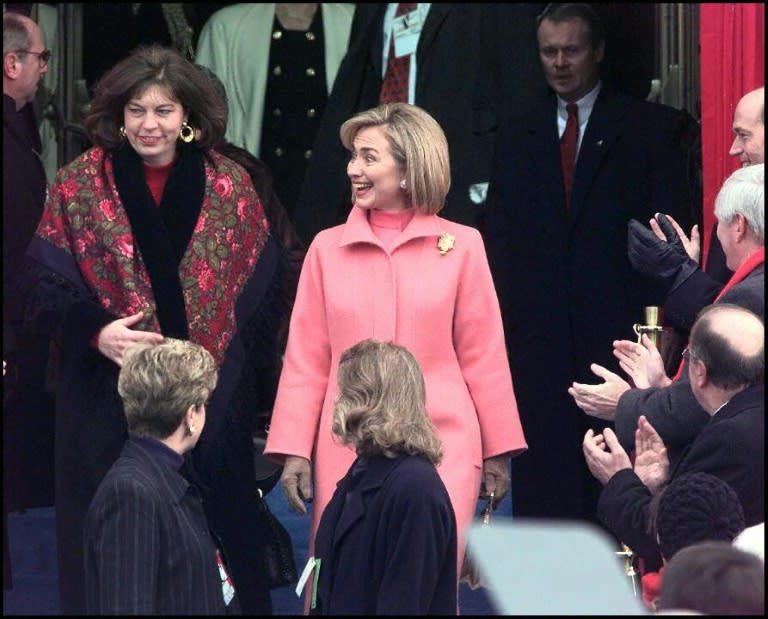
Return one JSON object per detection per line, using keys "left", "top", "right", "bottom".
{"left": 273, "top": 65, "right": 282, "bottom": 76}
{"left": 272, "top": 30, "right": 283, "bottom": 40}
{"left": 305, "top": 67, "right": 316, "bottom": 77}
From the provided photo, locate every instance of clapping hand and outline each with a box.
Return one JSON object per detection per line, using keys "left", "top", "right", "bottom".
{"left": 633, "top": 415, "right": 669, "bottom": 494}
{"left": 569, "top": 364, "right": 631, "bottom": 421}
{"left": 613, "top": 335, "right": 671, "bottom": 389}
{"left": 582, "top": 427, "right": 632, "bottom": 485}
{"left": 649, "top": 213, "right": 700, "bottom": 263}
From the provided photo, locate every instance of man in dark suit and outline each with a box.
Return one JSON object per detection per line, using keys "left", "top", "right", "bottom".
{"left": 290, "top": 3, "right": 547, "bottom": 245}
{"left": 483, "top": 3, "right": 696, "bottom": 523}
{"left": 3, "top": 10, "right": 55, "bottom": 591}
{"left": 583, "top": 303, "right": 764, "bottom": 569}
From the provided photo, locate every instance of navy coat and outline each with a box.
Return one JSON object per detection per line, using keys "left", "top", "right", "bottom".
{"left": 311, "top": 454, "right": 457, "bottom": 615}
{"left": 484, "top": 87, "right": 697, "bottom": 521}
{"left": 598, "top": 385, "right": 765, "bottom": 566}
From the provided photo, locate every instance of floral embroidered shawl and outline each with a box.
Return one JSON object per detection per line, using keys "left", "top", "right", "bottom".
{"left": 31, "top": 145, "right": 269, "bottom": 365}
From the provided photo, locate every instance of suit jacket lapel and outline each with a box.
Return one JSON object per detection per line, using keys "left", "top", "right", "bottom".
{"left": 569, "top": 91, "right": 629, "bottom": 219}
{"left": 416, "top": 4, "right": 450, "bottom": 66}
{"left": 526, "top": 97, "right": 567, "bottom": 215}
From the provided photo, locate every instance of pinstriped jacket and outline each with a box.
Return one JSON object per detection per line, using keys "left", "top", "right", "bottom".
{"left": 84, "top": 437, "right": 232, "bottom": 615}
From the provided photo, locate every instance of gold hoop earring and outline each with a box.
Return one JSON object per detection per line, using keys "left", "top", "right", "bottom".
{"left": 119, "top": 126, "right": 126, "bottom": 139}
{"left": 179, "top": 121, "right": 195, "bottom": 143}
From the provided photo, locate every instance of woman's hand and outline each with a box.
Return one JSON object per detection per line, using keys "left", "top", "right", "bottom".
{"left": 96, "top": 311, "right": 164, "bottom": 366}
{"left": 281, "top": 455, "right": 313, "bottom": 514}
{"left": 482, "top": 453, "right": 511, "bottom": 506}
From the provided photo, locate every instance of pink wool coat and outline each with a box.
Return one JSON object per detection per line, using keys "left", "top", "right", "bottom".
{"left": 264, "top": 205, "right": 527, "bottom": 564}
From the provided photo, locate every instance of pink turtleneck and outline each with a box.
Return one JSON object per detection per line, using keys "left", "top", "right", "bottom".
{"left": 367, "top": 208, "right": 415, "bottom": 249}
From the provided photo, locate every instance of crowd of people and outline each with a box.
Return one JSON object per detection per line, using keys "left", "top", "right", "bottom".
{"left": 3, "top": 3, "right": 764, "bottom": 616}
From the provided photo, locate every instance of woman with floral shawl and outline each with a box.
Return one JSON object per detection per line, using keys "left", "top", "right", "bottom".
{"left": 20, "top": 45, "right": 283, "bottom": 615}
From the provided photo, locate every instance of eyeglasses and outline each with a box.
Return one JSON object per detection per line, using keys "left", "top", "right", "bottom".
{"left": 15, "top": 49, "right": 52, "bottom": 66}
{"left": 681, "top": 347, "right": 697, "bottom": 362}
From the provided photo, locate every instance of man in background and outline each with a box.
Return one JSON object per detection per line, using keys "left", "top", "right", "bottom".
{"left": 3, "top": 10, "right": 55, "bottom": 591}
{"left": 484, "top": 3, "right": 697, "bottom": 524}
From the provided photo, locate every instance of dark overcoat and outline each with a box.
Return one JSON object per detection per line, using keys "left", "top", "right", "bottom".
{"left": 598, "top": 385, "right": 764, "bottom": 566}
{"left": 20, "top": 146, "right": 283, "bottom": 614}
{"left": 291, "top": 3, "right": 546, "bottom": 244}
{"left": 483, "top": 88, "right": 697, "bottom": 522}
{"left": 615, "top": 264, "right": 765, "bottom": 464}
{"left": 311, "top": 454, "right": 457, "bottom": 615}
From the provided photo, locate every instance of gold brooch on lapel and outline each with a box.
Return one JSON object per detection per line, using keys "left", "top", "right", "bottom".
{"left": 437, "top": 232, "right": 455, "bottom": 255}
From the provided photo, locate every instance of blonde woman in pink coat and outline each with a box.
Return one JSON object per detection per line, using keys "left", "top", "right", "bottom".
{"left": 264, "top": 103, "right": 527, "bottom": 594}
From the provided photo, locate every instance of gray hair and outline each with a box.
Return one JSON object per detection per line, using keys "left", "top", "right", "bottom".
{"left": 714, "top": 163, "right": 764, "bottom": 244}
{"left": 3, "top": 12, "right": 32, "bottom": 55}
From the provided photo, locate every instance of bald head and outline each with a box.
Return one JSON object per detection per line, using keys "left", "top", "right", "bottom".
{"left": 690, "top": 304, "right": 764, "bottom": 395}
{"left": 730, "top": 87, "right": 765, "bottom": 167}
{"left": 3, "top": 11, "right": 47, "bottom": 108}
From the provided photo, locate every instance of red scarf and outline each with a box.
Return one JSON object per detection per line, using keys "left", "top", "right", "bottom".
{"left": 672, "top": 247, "right": 765, "bottom": 381}
{"left": 641, "top": 566, "right": 665, "bottom": 610}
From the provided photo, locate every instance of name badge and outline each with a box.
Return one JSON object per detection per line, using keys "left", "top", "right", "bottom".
{"left": 393, "top": 9, "right": 422, "bottom": 58}
{"left": 296, "top": 556, "right": 316, "bottom": 597}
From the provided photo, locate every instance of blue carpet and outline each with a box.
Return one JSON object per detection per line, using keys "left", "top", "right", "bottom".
{"left": 4, "top": 491, "right": 507, "bottom": 615}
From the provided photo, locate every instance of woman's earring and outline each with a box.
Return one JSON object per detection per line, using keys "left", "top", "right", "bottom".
{"left": 400, "top": 179, "right": 407, "bottom": 190}
{"left": 179, "top": 120, "right": 195, "bottom": 143}
{"left": 187, "top": 422, "right": 196, "bottom": 436}
{"left": 119, "top": 126, "right": 126, "bottom": 139}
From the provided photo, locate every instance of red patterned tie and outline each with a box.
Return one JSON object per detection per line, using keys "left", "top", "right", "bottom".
{"left": 560, "top": 102, "right": 579, "bottom": 207}
{"left": 379, "top": 3, "right": 417, "bottom": 104}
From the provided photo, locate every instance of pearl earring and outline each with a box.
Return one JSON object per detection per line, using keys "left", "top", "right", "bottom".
{"left": 400, "top": 179, "right": 407, "bottom": 190}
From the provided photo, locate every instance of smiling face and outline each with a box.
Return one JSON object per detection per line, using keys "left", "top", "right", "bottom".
{"left": 729, "top": 89, "right": 764, "bottom": 167}
{"left": 123, "top": 85, "right": 186, "bottom": 166}
{"left": 346, "top": 125, "right": 409, "bottom": 211}
{"left": 537, "top": 17, "right": 603, "bottom": 103}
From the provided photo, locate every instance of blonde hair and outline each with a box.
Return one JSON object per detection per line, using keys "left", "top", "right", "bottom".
{"left": 339, "top": 103, "right": 451, "bottom": 214}
{"left": 333, "top": 339, "right": 443, "bottom": 464}
{"left": 118, "top": 338, "right": 218, "bottom": 439}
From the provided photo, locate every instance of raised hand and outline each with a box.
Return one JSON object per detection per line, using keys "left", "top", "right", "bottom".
{"left": 613, "top": 334, "right": 671, "bottom": 389}
{"left": 650, "top": 212, "right": 700, "bottom": 263}
{"left": 582, "top": 427, "right": 632, "bottom": 485}
{"left": 633, "top": 415, "right": 669, "bottom": 493}
{"left": 569, "top": 364, "right": 631, "bottom": 421}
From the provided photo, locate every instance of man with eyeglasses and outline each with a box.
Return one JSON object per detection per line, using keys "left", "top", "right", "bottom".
{"left": 582, "top": 302, "right": 764, "bottom": 574}
{"left": 3, "top": 10, "right": 55, "bottom": 593}
{"left": 570, "top": 164, "right": 764, "bottom": 470}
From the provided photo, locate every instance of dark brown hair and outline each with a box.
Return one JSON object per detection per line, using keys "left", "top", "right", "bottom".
{"left": 84, "top": 44, "right": 226, "bottom": 150}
